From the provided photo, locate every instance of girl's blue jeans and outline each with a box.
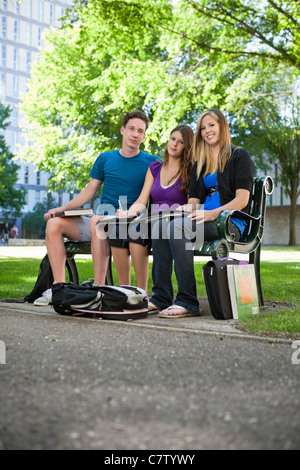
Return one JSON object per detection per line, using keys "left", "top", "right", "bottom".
{"left": 150, "top": 217, "right": 200, "bottom": 312}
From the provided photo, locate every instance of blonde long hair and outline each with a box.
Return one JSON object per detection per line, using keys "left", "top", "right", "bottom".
{"left": 195, "top": 109, "right": 231, "bottom": 178}
{"left": 163, "top": 124, "right": 195, "bottom": 195}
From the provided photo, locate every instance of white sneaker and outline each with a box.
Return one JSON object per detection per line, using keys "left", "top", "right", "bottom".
{"left": 34, "top": 288, "right": 52, "bottom": 306}
{"left": 92, "top": 281, "right": 101, "bottom": 287}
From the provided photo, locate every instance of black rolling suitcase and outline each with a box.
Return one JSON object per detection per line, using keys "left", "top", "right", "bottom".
{"left": 203, "top": 258, "right": 247, "bottom": 320}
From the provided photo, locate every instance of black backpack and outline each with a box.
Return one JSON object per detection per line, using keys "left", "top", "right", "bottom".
{"left": 24, "top": 255, "right": 53, "bottom": 303}
{"left": 51, "top": 282, "right": 148, "bottom": 321}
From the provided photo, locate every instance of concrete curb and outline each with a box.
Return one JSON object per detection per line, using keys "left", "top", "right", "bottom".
{"left": 0, "top": 300, "right": 294, "bottom": 345}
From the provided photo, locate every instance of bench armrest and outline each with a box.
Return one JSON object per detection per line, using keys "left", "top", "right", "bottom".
{"left": 217, "top": 209, "right": 260, "bottom": 241}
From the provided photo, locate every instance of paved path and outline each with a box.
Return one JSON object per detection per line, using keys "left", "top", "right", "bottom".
{"left": 0, "top": 245, "right": 299, "bottom": 451}
{"left": 1, "top": 244, "right": 300, "bottom": 261}
{"left": 0, "top": 302, "right": 299, "bottom": 451}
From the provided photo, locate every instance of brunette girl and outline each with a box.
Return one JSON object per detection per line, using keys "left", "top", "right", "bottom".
{"left": 116, "top": 124, "right": 195, "bottom": 296}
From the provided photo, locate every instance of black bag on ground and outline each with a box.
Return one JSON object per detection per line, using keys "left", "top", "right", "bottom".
{"left": 202, "top": 258, "right": 247, "bottom": 320}
{"left": 24, "top": 255, "right": 53, "bottom": 303}
{"left": 51, "top": 282, "right": 148, "bottom": 321}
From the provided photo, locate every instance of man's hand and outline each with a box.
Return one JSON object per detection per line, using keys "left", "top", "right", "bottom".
{"left": 44, "top": 208, "right": 62, "bottom": 221}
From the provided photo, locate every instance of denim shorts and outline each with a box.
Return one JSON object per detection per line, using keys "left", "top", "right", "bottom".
{"left": 73, "top": 216, "right": 91, "bottom": 242}
{"left": 108, "top": 220, "right": 151, "bottom": 250}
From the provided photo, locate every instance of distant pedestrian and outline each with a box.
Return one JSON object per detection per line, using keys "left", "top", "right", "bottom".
{"left": 10, "top": 224, "right": 18, "bottom": 239}
{"left": 3, "top": 223, "right": 9, "bottom": 245}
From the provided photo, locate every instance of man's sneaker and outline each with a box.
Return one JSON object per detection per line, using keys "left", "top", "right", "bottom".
{"left": 92, "top": 281, "right": 101, "bottom": 287}
{"left": 33, "top": 288, "right": 52, "bottom": 306}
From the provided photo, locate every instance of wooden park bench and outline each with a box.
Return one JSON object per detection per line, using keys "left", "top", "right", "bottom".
{"left": 64, "top": 176, "right": 273, "bottom": 307}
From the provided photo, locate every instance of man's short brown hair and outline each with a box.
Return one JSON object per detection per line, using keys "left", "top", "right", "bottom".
{"left": 122, "top": 110, "right": 149, "bottom": 130}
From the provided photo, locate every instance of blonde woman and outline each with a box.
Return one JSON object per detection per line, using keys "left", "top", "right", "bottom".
{"left": 155, "top": 109, "right": 254, "bottom": 318}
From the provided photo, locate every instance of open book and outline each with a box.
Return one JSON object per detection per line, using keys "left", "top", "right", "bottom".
{"left": 50, "top": 208, "right": 93, "bottom": 218}
{"left": 227, "top": 264, "right": 260, "bottom": 321}
{"left": 96, "top": 208, "right": 191, "bottom": 228}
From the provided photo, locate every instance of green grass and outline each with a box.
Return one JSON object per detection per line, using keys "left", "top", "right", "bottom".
{"left": 0, "top": 256, "right": 299, "bottom": 339}
{"left": 262, "top": 245, "right": 300, "bottom": 252}
{"left": 238, "top": 308, "right": 300, "bottom": 340}
{"left": 0, "top": 257, "right": 96, "bottom": 299}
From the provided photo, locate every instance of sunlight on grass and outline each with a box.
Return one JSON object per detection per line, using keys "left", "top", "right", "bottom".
{"left": 238, "top": 308, "right": 300, "bottom": 339}
{"left": 0, "top": 258, "right": 299, "bottom": 303}
{"left": 0, "top": 257, "right": 299, "bottom": 337}
{"left": 262, "top": 245, "right": 300, "bottom": 252}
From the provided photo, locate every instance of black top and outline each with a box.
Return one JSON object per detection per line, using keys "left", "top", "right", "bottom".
{"left": 189, "top": 146, "right": 255, "bottom": 215}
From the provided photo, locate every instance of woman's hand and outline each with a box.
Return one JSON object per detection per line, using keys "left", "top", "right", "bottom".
{"left": 186, "top": 189, "right": 250, "bottom": 224}
{"left": 187, "top": 209, "right": 218, "bottom": 224}
{"left": 176, "top": 204, "right": 193, "bottom": 212}
{"left": 116, "top": 209, "right": 129, "bottom": 218}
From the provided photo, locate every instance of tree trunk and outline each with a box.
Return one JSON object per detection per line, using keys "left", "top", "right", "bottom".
{"left": 289, "top": 174, "right": 299, "bottom": 245}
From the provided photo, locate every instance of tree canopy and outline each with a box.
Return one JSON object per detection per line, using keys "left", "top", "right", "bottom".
{"left": 0, "top": 104, "right": 25, "bottom": 219}
{"left": 19, "top": 0, "right": 300, "bottom": 242}
{"left": 22, "top": 194, "right": 57, "bottom": 238}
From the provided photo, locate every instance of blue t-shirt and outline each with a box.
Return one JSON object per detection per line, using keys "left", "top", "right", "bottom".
{"left": 89, "top": 149, "right": 161, "bottom": 214}
{"left": 203, "top": 172, "right": 247, "bottom": 236}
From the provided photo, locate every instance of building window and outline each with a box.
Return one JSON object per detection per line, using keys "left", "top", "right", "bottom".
{"left": 26, "top": 0, "right": 32, "bottom": 19}
{"left": 50, "top": 4, "right": 55, "bottom": 26}
{"left": 26, "top": 52, "right": 31, "bottom": 73}
{"left": 1, "top": 16, "right": 6, "bottom": 39}
{"left": 11, "top": 132, "right": 17, "bottom": 154}
{"left": 36, "top": 170, "right": 40, "bottom": 185}
{"left": 14, "top": 20, "right": 19, "bottom": 42}
{"left": 38, "top": 27, "right": 43, "bottom": 47}
{"left": 26, "top": 24, "right": 31, "bottom": 45}
{"left": 0, "top": 73, "right": 5, "bottom": 96}
{"left": 38, "top": 0, "right": 44, "bottom": 22}
{"left": 12, "top": 76, "right": 18, "bottom": 98}
{"left": 35, "top": 190, "right": 41, "bottom": 204}
{"left": 11, "top": 105, "right": 18, "bottom": 126}
{"left": 1, "top": 44, "right": 5, "bottom": 67}
{"left": 15, "top": 0, "right": 19, "bottom": 14}
{"left": 1, "top": 0, "right": 7, "bottom": 11}
{"left": 24, "top": 165, "right": 29, "bottom": 184}
{"left": 13, "top": 48, "right": 18, "bottom": 70}
{"left": 60, "top": 8, "right": 65, "bottom": 25}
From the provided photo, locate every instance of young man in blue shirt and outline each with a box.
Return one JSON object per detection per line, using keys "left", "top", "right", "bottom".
{"left": 35, "top": 111, "right": 159, "bottom": 305}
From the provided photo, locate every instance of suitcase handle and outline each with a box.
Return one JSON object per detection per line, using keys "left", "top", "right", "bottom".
{"left": 218, "top": 257, "right": 248, "bottom": 265}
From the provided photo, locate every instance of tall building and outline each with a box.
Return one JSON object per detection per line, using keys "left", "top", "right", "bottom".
{"left": 0, "top": 0, "right": 74, "bottom": 236}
